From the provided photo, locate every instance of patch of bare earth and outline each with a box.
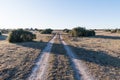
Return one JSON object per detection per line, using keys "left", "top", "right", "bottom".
{"left": 46, "top": 35, "right": 76, "bottom": 80}
{"left": 0, "top": 32, "right": 53, "bottom": 80}
{"left": 63, "top": 31, "right": 120, "bottom": 80}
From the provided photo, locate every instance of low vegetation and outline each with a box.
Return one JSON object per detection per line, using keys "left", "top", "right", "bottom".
{"left": 41, "top": 28, "right": 53, "bottom": 34}
{"left": 105, "top": 29, "right": 120, "bottom": 33}
{"left": 0, "top": 32, "right": 53, "bottom": 80}
{"left": 111, "top": 29, "right": 120, "bottom": 33}
{"left": 0, "top": 32, "right": 2, "bottom": 35}
{"left": 69, "top": 27, "right": 95, "bottom": 37}
{"left": 63, "top": 28, "right": 70, "bottom": 33}
{"left": 63, "top": 31, "right": 120, "bottom": 80}
{"left": 34, "top": 32, "right": 54, "bottom": 42}
{"left": 0, "top": 29, "right": 11, "bottom": 34}
{"left": 8, "top": 29, "right": 36, "bottom": 43}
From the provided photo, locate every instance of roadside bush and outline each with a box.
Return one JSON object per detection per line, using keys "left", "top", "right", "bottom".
{"left": 70, "top": 27, "right": 95, "bottom": 37}
{"left": 105, "top": 29, "right": 111, "bottom": 32}
{"left": 117, "top": 29, "right": 120, "bottom": 33}
{"left": 8, "top": 29, "right": 36, "bottom": 43}
{"left": 41, "top": 28, "right": 53, "bottom": 34}
{"left": 63, "top": 29, "right": 70, "bottom": 33}
{"left": 0, "top": 32, "right": 1, "bottom": 35}
{"left": 107, "top": 29, "right": 120, "bottom": 33}
{"left": 85, "top": 30, "right": 96, "bottom": 36}
{"left": 111, "top": 29, "right": 117, "bottom": 33}
{"left": 1, "top": 29, "right": 10, "bottom": 34}
{"left": 39, "top": 29, "right": 43, "bottom": 33}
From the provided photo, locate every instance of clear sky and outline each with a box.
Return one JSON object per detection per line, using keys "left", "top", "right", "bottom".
{"left": 0, "top": 0, "right": 120, "bottom": 29}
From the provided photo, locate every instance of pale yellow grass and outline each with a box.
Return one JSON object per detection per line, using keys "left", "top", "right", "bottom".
{"left": 0, "top": 32, "right": 53, "bottom": 80}
{"left": 63, "top": 31, "right": 120, "bottom": 80}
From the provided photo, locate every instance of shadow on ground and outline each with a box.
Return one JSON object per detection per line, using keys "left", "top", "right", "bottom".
{"left": 3, "top": 39, "right": 119, "bottom": 80}
{"left": 15, "top": 40, "right": 120, "bottom": 68}
{"left": 0, "top": 35, "right": 7, "bottom": 40}
{"left": 90, "top": 35, "right": 120, "bottom": 40}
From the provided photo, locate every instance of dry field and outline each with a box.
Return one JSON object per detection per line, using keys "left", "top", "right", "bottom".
{"left": 0, "top": 32, "right": 53, "bottom": 80}
{"left": 63, "top": 31, "right": 120, "bottom": 80}
{"left": 0, "top": 30, "right": 120, "bottom": 80}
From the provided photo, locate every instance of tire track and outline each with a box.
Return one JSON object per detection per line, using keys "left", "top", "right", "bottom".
{"left": 28, "top": 34, "right": 57, "bottom": 80}
{"left": 60, "top": 34, "right": 95, "bottom": 80}
{"left": 46, "top": 34, "right": 75, "bottom": 80}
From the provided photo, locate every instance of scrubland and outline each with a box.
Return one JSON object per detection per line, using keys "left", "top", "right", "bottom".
{"left": 0, "top": 32, "right": 53, "bottom": 80}
{"left": 63, "top": 31, "right": 120, "bottom": 80}
{"left": 0, "top": 30, "right": 120, "bottom": 80}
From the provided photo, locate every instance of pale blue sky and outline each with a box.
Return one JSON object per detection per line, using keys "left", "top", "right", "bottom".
{"left": 0, "top": 0, "right": 120, "bottom": 29}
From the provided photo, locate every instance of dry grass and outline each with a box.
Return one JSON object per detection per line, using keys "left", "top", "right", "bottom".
{"left": 34, "top": 31, "right": 54, "bottom": 42}
{"left": 0, "top": 32, "right": 54, "bottom": 80}
{"left": 63, "top": 31, "right": 120, "bottom": 80}
{"left": 46, "top": 35, "right": 75, "bottom": 80}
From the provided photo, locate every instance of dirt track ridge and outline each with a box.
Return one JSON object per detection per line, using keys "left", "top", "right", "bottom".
{"left": 28, "top": 34, "right": 57, "bottom": 80}
{"left": 60, "top": 34, "right": 95, "bottom": 80}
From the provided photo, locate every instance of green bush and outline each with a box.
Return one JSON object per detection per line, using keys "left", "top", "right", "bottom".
{"left": 63, "top": 29, "right": 70, "bottom": 33}
{"left": 0, "top": 32, "right": 1, "bottom": 35}
{"left": 117, "top": 29, "right": 120, "bottom": 33}
{"left": 39, "top": 29, "right": 43, "bottom": 32}
{"left": 41, "top": 28, "right": 53, "bottom": 34}
{"left": 85, "top": 30, "right": 96, "bottom": 36}
{"left": 111, "top": 29, "right": 117, "bottom": 33}
{"left": 105, "top": 29, "right": 111, "bottom": 32}
{"left": 70, "top": 27, "right": 95, "bottom": 37}
{"left": 110, "top": 29, "right": 120, "bottom": 33}
{"left": 8, "top": 29, "right": 36, "bottom": 43}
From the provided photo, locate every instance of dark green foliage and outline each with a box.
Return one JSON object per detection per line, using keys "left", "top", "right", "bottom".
{"left": 0, "top": 32, "right": 1, "bottom": 35}
{"left": 70, "top": 27, "right": 95, "bottom": 37}
{"left": 85, "top": 30, "right": 96, "bottom": 36}
{"left": 8, "top": 29, "right": 36, "bottom": 43}
{"left": 111, "top": 29, "right": 117, "bottom": 33}
{"left": 1, "top": 29, "right": 11, "bottom": 34}
{"left": 105, "top": 29, "right": 111, "bottom": 32}
{"left": 111, "top": 29, "right": 120, "bottom": 33}
{"left": 117, "top": 29, "right": 120, "bottom": 33}
{"left": 39, "top": 29, "right": 43, "bottom": 32}
{"left": 63, "top": 29, "right": 70, "bottom": 33}
{"left": 41, "top": 28, "right": 53, "bottom": 34}
{"left": 105, "top": 29, "right": 120, "bottom": 33}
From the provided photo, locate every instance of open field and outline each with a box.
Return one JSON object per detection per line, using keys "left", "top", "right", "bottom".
{"left": 63, "top": 31, "right": 120, "bottom": 80}
{"left": 0, "top": 30, "right": 120, "bottom": 80}
{"left": 0, "top": 32, "right": 54, "bottom": 80}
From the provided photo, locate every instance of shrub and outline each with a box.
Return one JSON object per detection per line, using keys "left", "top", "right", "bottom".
{"left": 111, "top": 29, "right": 117, "bottom": 33}
{"left": 85, "top": 30, "right": 96, "bottom": 36}
{"left": 0, "top": 32, "right": 1, "bottom": 35}
{"left": 39, "top": 29, "right": 43, "bottom": 32}
{"left": 8, "top": 29, "right": 36, "bottom": 43}
{"left": 1, "top": 29, "right": 10, "bottom": 34}
{"left": 63, "top": 29, "right": 70, "bottom": 33}
{"left": 105, "top": 29, "right": 111, "bottom": 32}
{"left": 41, "top": 28, "right": 53, "bottom": 34}
{"left": 70, "top": 27, "right": 95, "bottom": 37}
{"left": 117, "top": 29, "right": 120, "bottom": 33}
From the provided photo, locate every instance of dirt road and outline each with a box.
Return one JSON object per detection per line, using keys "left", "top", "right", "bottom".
{"left": 28, "top": 33, "right": 94, "bottom": 80}
{"left": 28, "top": 34, "right": 57, "bottom": 80}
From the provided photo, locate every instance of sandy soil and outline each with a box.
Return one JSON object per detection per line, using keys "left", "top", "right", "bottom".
{"left": 28, "top": 34, "right": 57, "bottom": 80}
